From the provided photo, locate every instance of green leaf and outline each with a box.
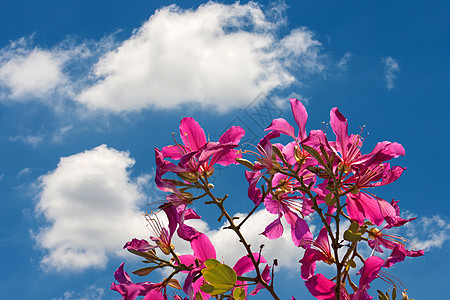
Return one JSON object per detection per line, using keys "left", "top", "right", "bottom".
{"left": 204, "top": 258, "right": 221, "bottom": 268}
{"left": 199, "top": 284, "right": 215, "bottom": 294}
{"left": 167, "top": 278, "right": 182, "bottom": 290}
{"left": 324, "top": 193, "right": 335, "bottom": 205}
{"left": 127, "top": 249, "right": 157, "bottom": 261}
{"left": 377, "top": 290, "right": 389, "bottom": 300}
{"left": 347, "top": 259, "right": 356, "bottom": 268}
{"left": 343, "top": 229, "right": 362, "bottom": 242}
{"left": 301, "top": 144, "right": 326, "bottom": 167}
{"left": 132, "top": 266, "right": 159, "bottom": 276}
{"left": 348, "top": 222, "right": 359, "bottom": 233}
{"left": 235, "top": 158, "right": 254, "bottom": 170}
{"left": 201, "top": 259, "right": 237, "bottom": 296}
{"left": 272, "top": 145, "right": 286, "bottom": 162}
{"left": 392, "top": 287, "right": 397, "bottom": 300}
{"left": 233, "top": 287, "right": 246, "bottom": 300}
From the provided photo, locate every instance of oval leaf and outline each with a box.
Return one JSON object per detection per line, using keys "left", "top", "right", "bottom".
{"left": 201, "top": 261, "right": 237, "bottom": 296}
{"left": 233, "top": 287, "right": 246, "bottom": 300}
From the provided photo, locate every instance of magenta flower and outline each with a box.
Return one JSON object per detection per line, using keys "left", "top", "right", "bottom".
{"left": 329, "top": 108, "right": 405, "bottom": 173}
{"left": 123, "top": 238, "right": 154, "bottom": 252}
{"left": 305, "top": 273, "right": 350, "bottom": 300}
{"left": 343, "top": 163, "right": 405, "bottom": 226}
{"left": 262, "top": 173, "right": 312, "bottom": 247}
{"left": 177, "top": 226, "right": 217, "bottom": 299}
{"left": 299, "top": 226, "right": 334, "bottom": 280}
{"left": 266, "top": 98, "right": 309, "bottom": 142}
{"left": 367, "top": 227, "right": 424, "bottom": 267}
{"left": 161, "top": 117, "right": 245, "bottom": 177}
{"left": 350, "top": 256, "right": 384, "bottom": 300}
{"left": 111, "top": 263, "right": 164, "bottom": 300}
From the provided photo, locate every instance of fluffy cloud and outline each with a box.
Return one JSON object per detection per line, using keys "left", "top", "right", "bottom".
{"left": 0, "top": 37, "right": 74, "bottom": 101}
{"left": 77, "top": 3, "right": 323, "bottom": 112}
{"left": 34, "top": 145, "right": 150, "bottom": 272}
{"left": 401, "top": 214, "right": 450, "bottom": 250}
{"left": 0, "top": 2, "right": 324, "bottom": 113}
{"left": 382, "top": 56, "right": 400, "bottom": 90}
{"left": 53, "top": 285, "right": 104, "bottom": 300}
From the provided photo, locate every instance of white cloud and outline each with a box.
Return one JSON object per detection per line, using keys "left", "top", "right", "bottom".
{"left": 53, "top": 285, "right": 104, "bottom": 300}
{"left": 0, "top": 36, "right": 73, "bottom": 101}
{"left": 401, "top": 214, "right": 450, "bottom": 251}
{"left": 77, "top": 2, "right": 323, "bottom": 112}
{"left": 337, "top": 52, "right": 352, "bottom": 70}
{"left": 0, "top": 35, "right": 113, "bottom": 104}
{"left": 0, "top": 3, "right": 326, "bottom": 113}
{"left": 0, "top": 49, "right": 66, "bottom": 100}
{"left": 34, "top": 145, "right": 150, "bottom": 272}
{"left": 382, "top": 56, "right": 400, "bottom": 90}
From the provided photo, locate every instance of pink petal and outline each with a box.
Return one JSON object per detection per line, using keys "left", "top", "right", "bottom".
{"left": 114, "top": 263, "right": 133, "bottom": 284}
{"left": 261, "top": 217, "right": 284, "bottom": 240}
{"left": 191, "top": 232, "right": 216, "bottom": 262}
{"left": 143, "top": 290, "right": 165, "bottom": 300}
{"left": 219, "top": 126, "right": 245, "bottom": 144}
{"left": 233, "top": 253, "right": 267, "bottom": 276}
{"left": 290, "top": 98, "right": 308, "bottom": 141}
{"left": 265, "top": 118, "right": 296, "bottom": 137}
{"left": 305, "top": 273, "right": 336, "bottom": 300}
{"left": 179, "top": 117, "right": 207, "bottom": 151}
{"left": 330, "top": 107, "right": 349, "bottom": 160}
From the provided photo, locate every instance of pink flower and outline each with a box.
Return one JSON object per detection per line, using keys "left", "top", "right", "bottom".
{"left": 161, "top": 117, "right": 245, "bottom": 177}
{"left": 299, "top": 226, "right": 334, "bottom": 280}
{"left": 261, "top": 173, "right": 312, "bottom": 247}
{"left": 305, "top": 273, "right": 350, "bottom": 300}
{"left": 111, "top": 263, "right": 164, "bottom": 300}
{"left": 266, "top": 98, "right": 309, "bottom": 142}
{"left": 350, "top": 256, "right": 384, "bottom": 300}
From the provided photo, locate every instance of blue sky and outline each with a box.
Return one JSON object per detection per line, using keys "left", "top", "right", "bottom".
{"left": 1, "top": 1, "right": 449, "bottom": 299}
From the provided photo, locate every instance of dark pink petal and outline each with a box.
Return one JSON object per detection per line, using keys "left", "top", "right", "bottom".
{"left": 285, "top": 211, "right": 312, "bottom": 247}
{"left": 184, "top": 208, "right": 201, "bottom": 221}
{"left": 177, "top": 254, "right": 197, "bottom": 269}
{"left": 261, "top": 217, "right": 284, "bottom": 240}
{"left": 249, "top": 265, "right": 271, "bottom": 295}
{"left": 143, "top": 289, "right": 165, "bottom": 300}
{"left": 346, "top": 193, "right": 385, "bottom": 226}
{"left": 330, "top": 107, "right": 349, "bottom": 160}
{"left": 179, "top": 117, "right": 207, "bottom": 151}
{"left": 290, "top": 98, "right": 308, "bottom": 141}
{"left": 177, "top": 224, "right": 198, "bottom": 241}
{"left": 265, "top": 118, "right": 296, "bottom": 137}
{"left": 366, "top": 141, "right": 405, "bottom": 166}
{"left": 378, "top": 165, "right": 405, "bottom": 186}
{"left": 161, "top": 144, "right": 186, "bottom": 160}
{"left": 315, "top": 227, "right": 331, "bottom": 255}
{"left": 191, "top": 232, "right": 216, "bottom": 262}
{"left": 282, "top": 141, "right": 297, "bottom": 165}
{"left": 114, "top": 263, "right": 133, "bottom": 284}
{"left": 219, "top": 126, "right": 245, "bottom": 144}
{"left": 299, "top": 249, "right": 320, "bottom": 280}
{"left": 383, "top": 244, "right": 408, "bottom": 268}
{"left": 110, "top": 282, "right": 146, "bottom": 300}
{"left": 264, "top": 195, "right": 281, "bottom": 215}
{"left": 214, "top": 149, "right": 242, "bottom": 166}
{"left": 123, "top": 239, "right": 155, "bottom": 252}
{"left": 305, "top": 273, "right": 336, "bottom": 300}
{"left": 358, "top": 256, "right": 383, "bottom": 288}
{"left": 233, "top": 253, "right": 267, "bottom": 276}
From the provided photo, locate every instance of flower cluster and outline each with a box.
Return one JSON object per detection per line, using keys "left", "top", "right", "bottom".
{"left": 112, "top": 99, "right": 423, "bottom": 300}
